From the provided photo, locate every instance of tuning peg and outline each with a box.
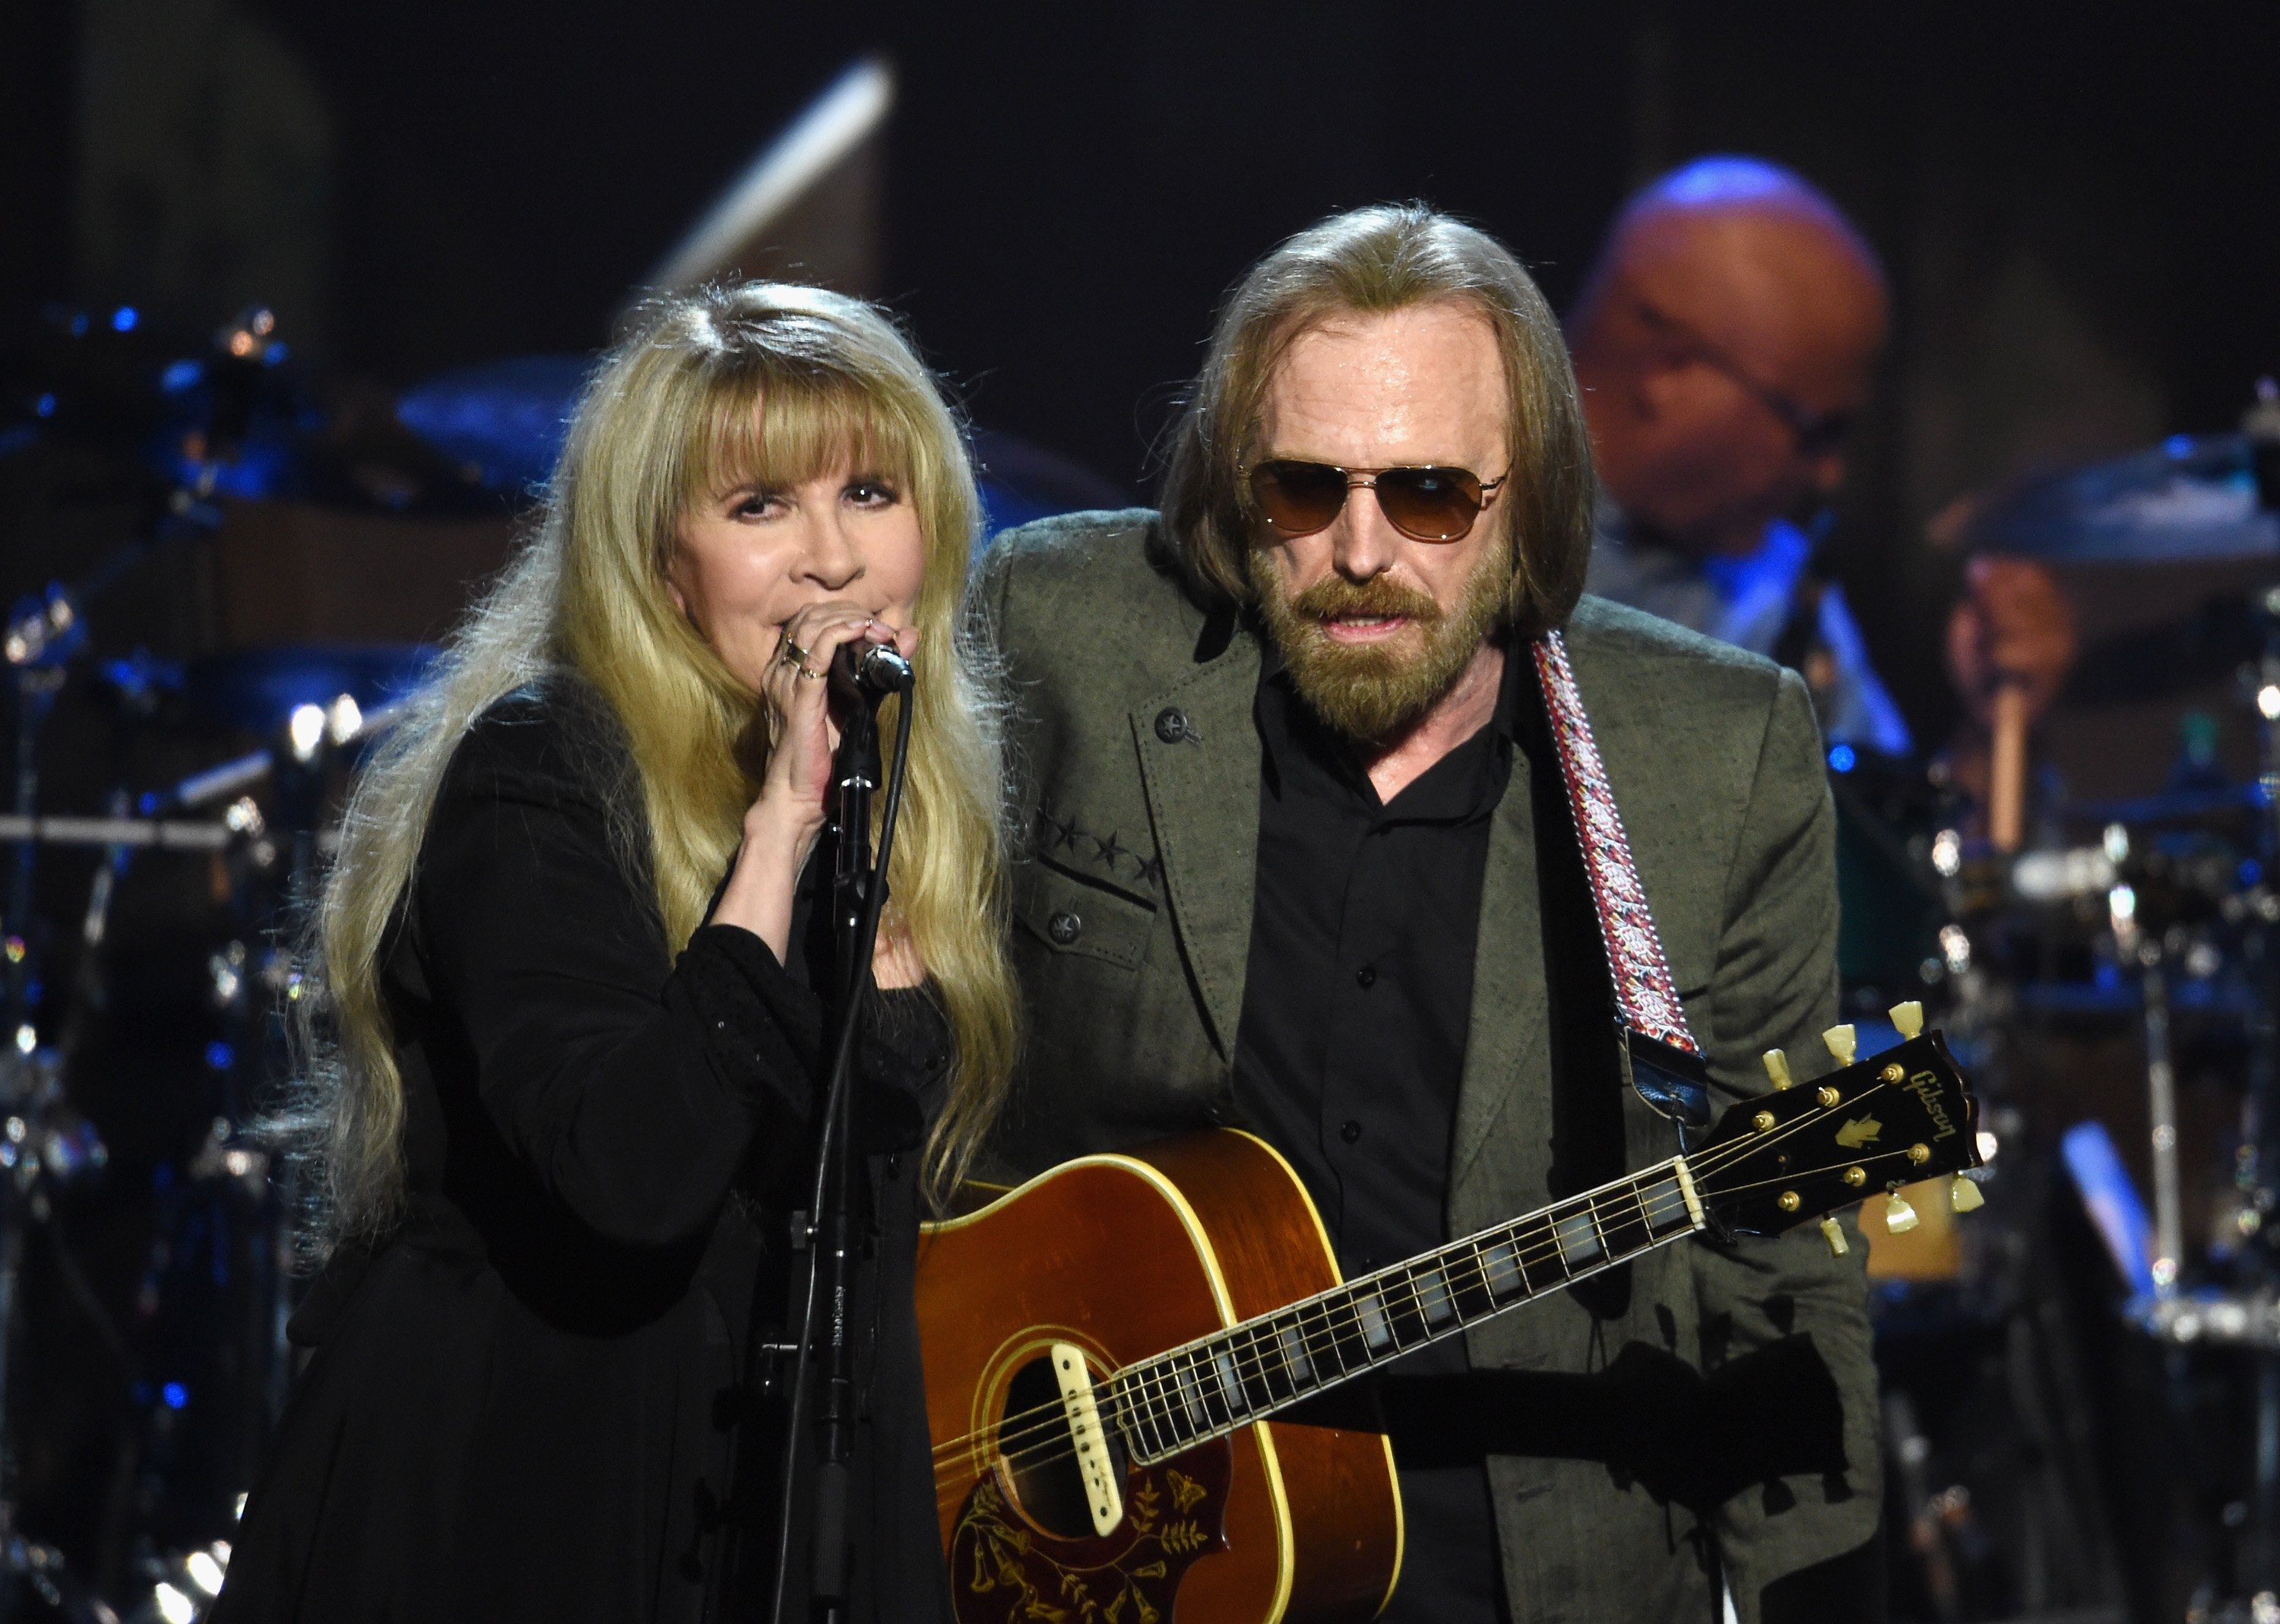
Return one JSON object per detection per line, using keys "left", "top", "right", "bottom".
{"left": 1888, "top": 1001, "right": 1924, "bottom": 1040}
{"left": 1884, "top": 1189, "right": 1920, "bottom": 1233}
{"left": 1819, "top": 1216, "right": 1848, "bottom": 1256}
{"left": 1822, "top": 1024, "right": 1857, "bottom": 1065}
{"left": 1949, "top": 1174, "right": 1984, "bottom": 1214}
{"left": 1762, "top": 1049, "right": 1795, "bottom": 1090}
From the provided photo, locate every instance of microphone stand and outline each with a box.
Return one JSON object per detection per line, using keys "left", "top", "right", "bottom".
{"left": 810, "top": 685, "right": 881, "bottom": 1622}
{"left": 770, "top": 659, "right": 912, "bottom": 1624}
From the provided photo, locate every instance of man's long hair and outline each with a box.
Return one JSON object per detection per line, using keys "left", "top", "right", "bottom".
{"left": 1159, "top": 204, "right": 1595, "bottom": 640}
{"left": 293, "top": 282, "right": 1019, "bottom": 1254}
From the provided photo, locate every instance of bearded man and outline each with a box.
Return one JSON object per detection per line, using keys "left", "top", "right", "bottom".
{"left": 974, "top": 205, "right": 1881, "bottom": 1624}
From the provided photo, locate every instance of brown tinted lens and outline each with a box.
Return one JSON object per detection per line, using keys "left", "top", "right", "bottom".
{"left": 1249, "top": 461, "right": 1350, "bottom": 536}
{"left": 1374, "top": 466, "right": 1485, "bottom": 542}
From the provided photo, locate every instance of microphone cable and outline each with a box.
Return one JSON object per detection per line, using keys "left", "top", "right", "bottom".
{"left": 768, "top": 676, "right": 916, "bottom": 1624}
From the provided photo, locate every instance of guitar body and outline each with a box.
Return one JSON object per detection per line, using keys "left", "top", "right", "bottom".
{"left": 918, "top": 1130, "right": 1403, "bottom": 1623}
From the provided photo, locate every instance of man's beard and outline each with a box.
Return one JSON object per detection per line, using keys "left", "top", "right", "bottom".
{"left": 1248, "top": 541, "right": 1512, "bottom": 743}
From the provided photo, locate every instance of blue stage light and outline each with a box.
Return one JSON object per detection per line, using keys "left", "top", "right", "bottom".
{"left": 205, "top": 1042, "right": 234, "bottom": 1072}
{"left": 162, "top": 1382, "right": 188, "bottom": 1410}
{"left": 1827, "top": 743, "right": 1857, "bottom": 773}
{"left": 112, "top": 306, "right": 139, "bottom": 333}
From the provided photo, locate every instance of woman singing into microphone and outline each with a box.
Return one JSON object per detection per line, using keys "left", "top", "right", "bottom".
{"left": 213, "top": 284, "right": 1017, "bottom": 1622}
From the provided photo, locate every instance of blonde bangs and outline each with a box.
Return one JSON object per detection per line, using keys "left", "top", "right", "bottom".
{"left": 684, "top": 356, "right": 920, "bottom": 515}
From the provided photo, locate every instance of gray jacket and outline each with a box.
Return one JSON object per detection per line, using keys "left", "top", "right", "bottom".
{"left": 973, "top": 509, "right": 1880, "bottom": 1622}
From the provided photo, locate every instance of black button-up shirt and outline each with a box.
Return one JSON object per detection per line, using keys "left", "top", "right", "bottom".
{"left": 1232, "top": 643, "right": 1525, "bottom": 1624}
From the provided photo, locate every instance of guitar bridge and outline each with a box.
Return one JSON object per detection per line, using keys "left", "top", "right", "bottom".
{"left": 1050, "top": 1342, "right": 1123, "bottom": 1536}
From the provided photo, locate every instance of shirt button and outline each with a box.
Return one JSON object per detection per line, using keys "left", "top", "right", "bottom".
{"left": 1047, "top": 910, "right": 1083, "bottom": 945}
{"left": 1154, "top": 708, "right": 1191, "bottom": 744}
{"left": 1340, "top": 1119, "right": 1363, "bottom": 1144}
{"left": 1354, "top": 964, "right": 1376, "bottom": 989}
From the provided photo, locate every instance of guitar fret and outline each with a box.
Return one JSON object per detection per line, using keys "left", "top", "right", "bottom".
{"left": 1388, "top": 1272, "right": 1431, "bottom": 1347}
{"left": 1595, "top": 1186, "right": 1652, "bottom": 1259}
{"left": 1549, "top": 1199, "right": 1606, "bottom": 1271}
{"left": 1413, "top": 1262, "right": 1459, "bottom": 1328}
{"left": 1449, "top": 1238, "right": 1499, "bottom": 1317}
{"left": 1131, "top": 1368, "right": 1167, "bottom": 1459}
{"left": 1112, "top": 1157, "right": 1719, "bottom": 1463}
{"left": 1476, "top": 1227, "right": 1529, "bottom": 1302}
{"left": 1302, "top": 1303, "right": 1347, "bottom": 1384}
{"left": 1516, "top": 1213, "right": 1568, "bottom": 1293}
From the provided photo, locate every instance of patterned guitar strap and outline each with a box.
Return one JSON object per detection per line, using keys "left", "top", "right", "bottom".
{"left": 1532, "top": 630, "right": 1715, "bottom": 1137}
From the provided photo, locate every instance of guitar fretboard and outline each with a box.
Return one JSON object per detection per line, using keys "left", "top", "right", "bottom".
{"left": 1107, "top": 1158, "right": 1702, "bottom": 1464}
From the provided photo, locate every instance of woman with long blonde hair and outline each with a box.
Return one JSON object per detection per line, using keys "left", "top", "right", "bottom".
{"left": 212, "top": 283, "right": 1015, "bottom": 1623}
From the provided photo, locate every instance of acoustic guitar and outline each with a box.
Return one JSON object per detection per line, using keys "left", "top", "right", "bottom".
{"left": 917, "top": 1008, "right": 1981, "bottom": 1623}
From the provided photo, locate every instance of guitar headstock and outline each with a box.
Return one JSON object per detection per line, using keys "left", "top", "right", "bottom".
{"left": 1690, "top": 1008, "right": 1981, "bottom": 1239}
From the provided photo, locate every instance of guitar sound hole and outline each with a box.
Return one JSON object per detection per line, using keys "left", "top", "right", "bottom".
{"left": 999, "top": 1353, "right": 1129, "bottom": 1540}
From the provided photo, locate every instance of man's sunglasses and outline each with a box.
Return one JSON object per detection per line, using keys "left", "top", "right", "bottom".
{"left": 1243, "top": 460, "right": 1509, "bottom": 543}
{"left": 1632, "top": 297, "right": 1857, "bottom": 460}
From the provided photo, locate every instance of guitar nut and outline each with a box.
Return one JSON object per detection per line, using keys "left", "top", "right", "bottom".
{"left": 1753, "top": 1110, "right": 1775, "bottom": 1132}
{"left": 1844, "top": 1166, "right": 1867, "bottom": 1187}
{"left": 1908, "top": 1143, "right": 1930, "bottom": 1166}
{"left": 1778, "top": 1190, "right": 1801, "bottom": 1213}
{"left": 1882, "top": 1063, "right": 1905, "bottom": 1083}
{"left": 1816, "top": 1086, "right": 1840, "bottom": 1108}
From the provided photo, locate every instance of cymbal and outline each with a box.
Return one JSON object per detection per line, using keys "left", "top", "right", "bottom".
{"left": 1963, "top": 432, "right": 2279, "bottom": 563}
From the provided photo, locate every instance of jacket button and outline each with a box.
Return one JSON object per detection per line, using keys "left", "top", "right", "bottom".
{"left": 1354, "top": 964, "right": 1376, "bottom": 989}
{"left": 1204, "top": 1091, "right": 1235, "bottom": 1125}
{"left": 1047, "top": 910, "right": 1083, "bottom": 945}
{"left": 1341, "top": 1119, "right": 1363, "bottom": 1144}
{"left": 1154, "top": 708, "right": 1191, "bottom": 744}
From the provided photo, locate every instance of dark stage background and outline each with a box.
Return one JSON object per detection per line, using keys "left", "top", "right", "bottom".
{"left": 4, "top": 4, "right": 2280, "bottom": 1617}
{"left": 7, "top": 1, "right": 2277, "bottom": 751}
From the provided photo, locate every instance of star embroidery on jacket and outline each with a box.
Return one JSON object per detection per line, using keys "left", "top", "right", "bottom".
{"left": 1135, "top": 853, "right": 1163, "bottom": 886}
{"left": 1096, "top": 831, "right": 1129, "bottom": 869}
{"left": 1034, "top": 806, "right": 1082, "bottom": 854}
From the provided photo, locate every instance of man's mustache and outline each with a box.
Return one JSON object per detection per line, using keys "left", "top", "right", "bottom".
{"left": 1286, "top": 575, "right": 1443, "bottom": 626}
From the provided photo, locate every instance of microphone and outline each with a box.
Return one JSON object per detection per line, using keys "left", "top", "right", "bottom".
{"left": 829, "top": 638, "right": 914, "bottom": 706}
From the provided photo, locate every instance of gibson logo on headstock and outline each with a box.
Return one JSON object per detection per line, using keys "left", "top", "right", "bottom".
{"left": 1905, "top": 1069, "right": 1959, "bottom": 1141}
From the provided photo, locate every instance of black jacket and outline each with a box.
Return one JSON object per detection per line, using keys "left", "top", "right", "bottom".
{"left": 214, "top": 679, "right": 955, "bottom": 1623}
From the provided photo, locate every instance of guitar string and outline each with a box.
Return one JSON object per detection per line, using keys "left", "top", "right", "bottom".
{"left": 928, "top": 1154, "right": 1686, "bottom": 1480}
{"left": 932, "top": 1073, "right": 1921, "bottom": 1483}
{"left": 925, "top": 1162, "right": 1685, "bottom": 1501}
{"left": 931, "top": 1073, "right": 1912, "bottom": 1487}
{"left": 1085, "top": 1075, "right": 1924, "bottom": 1463}
{"left": 931, "top": 1072, "right": 1917, "bottom": 1483}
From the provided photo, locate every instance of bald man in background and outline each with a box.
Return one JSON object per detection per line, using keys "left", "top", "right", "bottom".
{"left": 1569, "top": 157, "right": 2073, "bottom": 761}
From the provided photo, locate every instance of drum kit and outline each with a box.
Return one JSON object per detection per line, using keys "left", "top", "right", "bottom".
{"left": 1847, "top": 381, "right": 2280, "bottom": 1623}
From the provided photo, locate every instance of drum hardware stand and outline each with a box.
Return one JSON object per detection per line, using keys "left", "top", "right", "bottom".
{"left": 0, "top": 588, "right": 112, "bottom": 1623}
{"left": 2135, "top": 584, "right": 2280, "bottom": 1621}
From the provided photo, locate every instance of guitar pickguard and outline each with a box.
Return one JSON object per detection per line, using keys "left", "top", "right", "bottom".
{"left": 950, "top": 1439, "right": 1233, "bottom": 1624}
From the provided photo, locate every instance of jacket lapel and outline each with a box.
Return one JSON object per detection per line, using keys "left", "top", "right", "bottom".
{"left": 1450, "top": 739, "right": 1549, "bottom": 1208}
{"left": 1131, "top": 635, "right": 1264, "bottom": 1061}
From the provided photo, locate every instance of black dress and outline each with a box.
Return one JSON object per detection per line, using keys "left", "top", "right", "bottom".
{"left": 212, "top": 679, "right": 957, "bottom": 1623}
